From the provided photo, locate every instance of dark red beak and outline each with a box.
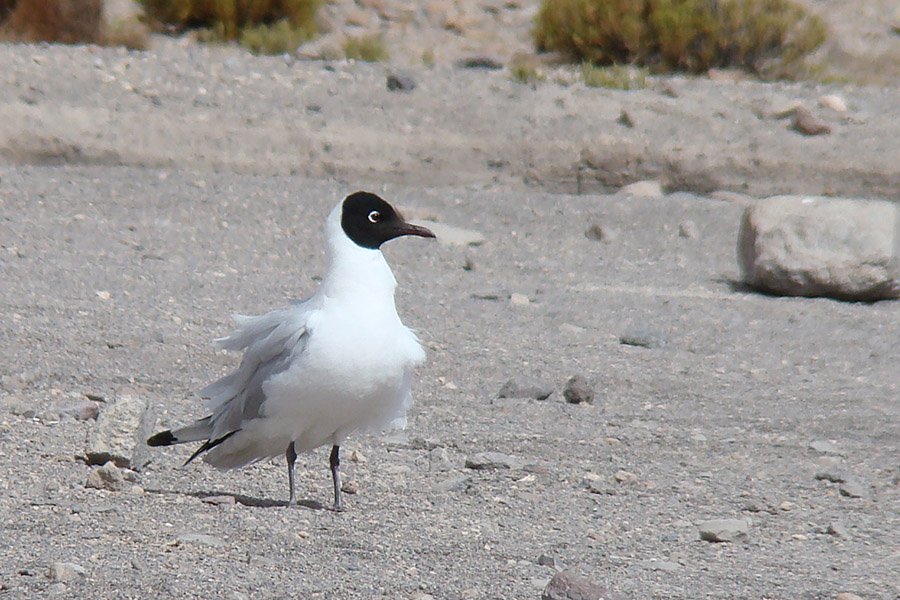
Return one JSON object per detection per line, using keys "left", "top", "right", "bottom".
{"left": 396, "top": 222, "right": 436, "bottom": 239}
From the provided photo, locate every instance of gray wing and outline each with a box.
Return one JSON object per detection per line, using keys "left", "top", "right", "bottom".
{"left": 198, "top": 300, "right": 314, "bottom": 441}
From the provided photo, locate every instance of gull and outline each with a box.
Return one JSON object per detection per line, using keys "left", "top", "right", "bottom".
{"left": 147, "top": 191, "right": 435, "bottom": 510}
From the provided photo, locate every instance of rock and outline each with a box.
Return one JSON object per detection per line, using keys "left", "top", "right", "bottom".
{"left": 413, "top": 220, "right": 485, "bottom": 247}
{"left": 295, "top": 34, "right": 345, "bottom": 61}
{"left": 697, "top": 518, "right": 750, "bottom": 542}
{"left": 175, "top": 533, "right": 226, "bottom": 548}
{"left": 613, "top": 469, "right": 636, "bottom": 483}
{"left": 434, "top": 475, "right": 471, "bottom": 493}
{"left": 85, "top": 394, "right": 156, "bottom": 469}
{"left": 563, "top": 375, "right": 594, "bottom": 405}
{"left": 791, "top": 106, "right": 831, "bottom": 135}
{"left": 818, "top": 94, "right": 847, "bottom": 113}
{"left": 839, "top": 481, "right": 868, "bottom": 499}
{"left": 537, "top": 554, "right": 557, "bottom": 568}
{"left": 465, "top": 452, "right": 525, "bottom": 470}
{"left": 341, "top": 479, "right": 359, "bottom": 494}
{"left": 498, "top": 378, "right": 553, "bottom": 400}
{"left": 386, "top": 72, "right": 416, "bottom": 92}
{"left": 509, "top": 293, "right": 531, "bottom": 306}
{"left": 456, "top": 55, "right": 504, "bottom": 70}
{"left": 429, "top": 446, "right": 454, "bottom": 472}
{"left": 808, "top": 439, "right": 843, "bottom": 455}
{"left": 201, "top": 495, "right": 236, "bottom": 506}
{"left": 738, "top": 196, "right": 900, "bottom": 301}
{"left": 48, "top": 562, "right": 86, "bottom": 582}
{"left": 619, "top": 326, "right": 668, "bottom": 349}
{"left": 826, "top": 522, "right": 848, "bottom": 537}
{"left": 85, "top": 462, "right": 131, "bottom": 491}
{"left": 835, "top": 594, "right": 863, "bottom": 600}
{"left": 616, "top": 110, "right": 634, "bottom": 128}
{"left": 585, "top": 223, "right": 619, "bottom": 243}
{"left": 815, "top": 470, "right": 848, "bottom": 483}
{"left": 2, "top": 395, "right": 35, "bottom": 417}
{"left": 620, "top": 180, "right": 663, "bottom": 198}
{"left": 542, "top": 570, "right": 617, "bottom": 600}
{"left": 57, "top": 399, "right": 100, "bottom": 421}
{"left": 48, "top": 582, "right": 67, "bottom": 595}
{"left": 678, "top": 220, "right": 698, "bottom": 239}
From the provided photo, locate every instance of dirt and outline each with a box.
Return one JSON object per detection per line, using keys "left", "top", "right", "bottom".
{"left": 0, "top": 4, "right": 898, "bottom": 599}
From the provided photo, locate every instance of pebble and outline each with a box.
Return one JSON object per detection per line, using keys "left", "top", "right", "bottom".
{"left": 620, "top": 179, "right": 664, "bottom": 198}
{"left": 584, "top": 223, "right": 619, "bottom": 243}
{"left": 48, "top": 562, "right": 86, "bottom": 582}
{"left": 541, "top": 570, "right": 618, "bottom": 600}
{"left": 835, "top": 594, "right": 863, "bottom": 600}
{"left": 818, "top": 94, "right": 847, "bottom": 113}
{"left": 349, "top": 449, "right": 367, "bottom": 463}
{"left": 537, "top": 554, "right": 557, "bottom": 568}
{"left": 791, "top": 106, "right": 831, "bottom": 135}
{"left": 341, "top": 480, "right": 359, "bottom": 494}
{"left": 201, "top": 495, "right": 236, "bottom": 506}
{"left": 808, "top": 439, "right": 843, "bottom": 455}
{"left": 778, "top": 501, "right": 797, "bottom": 511}
{"left": 175, "top": 533, "right": 226, "bottom": 548}
{"left": 697, "top": 518, "right": 750, "bottom": 542}
{"left": 498, "top": 378, "right": 554, "bottom": 401}
{"left": 57, "top": 399, "right": 100, "bottom": 421}
{"left": 509, "top": 293, "right": 531, "bottom": 306}
{"left": 563, "top": 375, "right": 594, "bottom": 405}
{"left": 619, "top": 326, "right": 668, "bottom": 349}
{"left": 815, "top": 470, "right": 848, "bottom": 483}
{"left": 48, "top": 582, "right": 67, "bottom": 595}
{"left": 826, "top": 522, "right": 848, "bottom": 537}
{"left": 465, "top": 451, "right": 525, "bottom": 470}
{"left": 386, "top": 72, "right": 416, "bottom": 92}
{"left": 429, "top": 446, "right": 454, "bottom": 472}
{"left": 678, "top": 220, "right": 698, "bottom": 239}
{"left": 86, "top": 394, "right": 156, "bottom": 469}
{"left": 85, "top": 462, "right": 132, "bottom": 492}
{"left": 838, "top": 481, "right": 868, "bottom": 499}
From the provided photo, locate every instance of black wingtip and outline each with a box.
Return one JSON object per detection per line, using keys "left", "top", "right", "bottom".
{"left": 147, "top": 430, "right": 177, "bottom": 447}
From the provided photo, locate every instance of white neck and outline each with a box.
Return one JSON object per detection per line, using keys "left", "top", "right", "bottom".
{"left": 319, "top": 200, "right": 398, "bottom": 304}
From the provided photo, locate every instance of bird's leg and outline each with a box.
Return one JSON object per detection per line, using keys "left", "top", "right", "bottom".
{"left": 330, "top": 445, "right": 342, "bottom": 511}
{"left": 286, "top": 441, "right": 298, "bottom": 507}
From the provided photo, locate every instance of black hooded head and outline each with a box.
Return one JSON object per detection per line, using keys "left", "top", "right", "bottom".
{"left": 340, "top": 192, "right": 435, "bottom": 249}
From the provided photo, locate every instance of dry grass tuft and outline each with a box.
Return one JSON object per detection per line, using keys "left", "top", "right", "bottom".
{"left": 343, "top": 34, "right": 388, "bottom": 62}
{"left": 534, "top": 0, "right": 827, "bottom": 79}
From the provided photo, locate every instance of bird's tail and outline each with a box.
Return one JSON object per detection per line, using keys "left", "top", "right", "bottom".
{"left": 147, "top": 417, "right": 212, "bottom": 447}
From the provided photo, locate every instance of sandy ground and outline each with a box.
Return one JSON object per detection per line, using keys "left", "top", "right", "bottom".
{"left": 0, "top": 7, "right": 898, "bottom": 598}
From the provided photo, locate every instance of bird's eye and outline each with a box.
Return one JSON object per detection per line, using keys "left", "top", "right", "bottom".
{"left": 368, "top": 210, "right": 381, "bottom": 223}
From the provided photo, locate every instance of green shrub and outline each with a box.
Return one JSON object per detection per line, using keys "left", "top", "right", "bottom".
{"left": 343, "top": 34, "right": 388, "bottom": 62}
{"left": 141, "top": 0, "right": 320, "bottom": 43}
{"left": 534, "top": 0, "right": 827, "bottom": 78}
{"left": 239, "top": 18, "right": 309, "bottom": 54}
{"left": 581, "top": 63, "right": 647, "bottom": 89}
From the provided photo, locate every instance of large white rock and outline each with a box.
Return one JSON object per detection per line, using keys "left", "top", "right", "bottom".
{"left": 738, "top": 196, "right": 899, "bottom": 301}
{"left": 86, "top": 394, "right": 155, "bottom": 470}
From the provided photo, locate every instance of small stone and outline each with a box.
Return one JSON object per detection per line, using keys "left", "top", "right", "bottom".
{"left": 620, "top": 180, "right": 663, "bottom": 198}
{"left": 434, "top": 475, "right": 471, "bottom": 493}
{"left": 619, "top": 326, "right": 668, "bottom": 349}
{"left": 563, "top": 375, "right": 594, "bottom": 405}
{"left": 835, "top": 594, "right": 863, "bottom": 600}
{"left": 818, "top": 94, "right": 847, "bottom": 113}
{"left": 808, "top": 439, "right": 843, "bottom": 455}
{"left": 613, "top": 469, "right": 636, "bottom": 483}
{"left": 95, "top": 290, "right": 111, "bottom": 301}
{"left": 838, "top": 481, "right": 868, "bottom": 499}
{"left": 341, "top": 480, "right": 359, "bottom": 494}
{"left": 175, "top": 533, "right": 226, "bottom": 548}
{"left": 386, "top": 72, "right": 416, "bottom": 92}
{"left": 465, "top": 452, "right": 525, "bottom": 470}
{"left": 57, "top": 399, "right": 100, "bottom": 421}
{"left": 457, "top": 55, "right": 503, "bottom": 70}
{"left": 48, "top": 562, "right": 86, "bottom": 582}
{"left": 815, "top": 470, "right": 847, "bottom": 483}
{"left": 85, "top": 462, "right": 131, "bottom": 492}
{"left": 429, "top": 446, "right": 454, "bottom": 472}
{"left": 349, "top": 449, "right": 367, "bottom": 463}
{"left": 826, "top": 522, "right": 848, "bottom": 537}
{"left": 585, "top": 223, "right": 619, "bottom": 243}
{"left": 201, "top": 495, "right": 236, "bottom": 506}
{"left": 778, "top": 501, "right": 797, "bottom": 511}
{"left": 542, "top": 570, "right": 618, "bottom": 600}
{"left": 510, "top": 293, "right": 531, "bottom": 306}
{"left": 537, "top": 554, "right": 557, "bottom": 568}
{"left": 498, "top": 378, "right": 554, "bottom": 401}
{"left": 48, "top": 582, "right": 67, "bottom": 595}
{"left": 791, "top": 106, "right": 831, "bottom": 135}
{"left": 697, "top": 518, "right": 751, "bottom": 542}
{"left": 413, "top": 220, "right": 485, "bottom": 247}
{"left": 678, "top": 220, "right": 698, "bottom": 239}
{"left": 616, "top": 110, "right": 634, "bottom": 128}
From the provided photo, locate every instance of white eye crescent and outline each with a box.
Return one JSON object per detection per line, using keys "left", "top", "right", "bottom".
{"left": 368, "top": 210, "right": 381, "bottom": 223}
